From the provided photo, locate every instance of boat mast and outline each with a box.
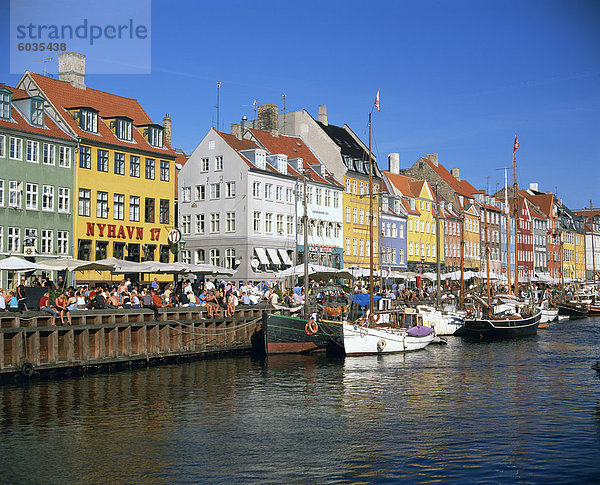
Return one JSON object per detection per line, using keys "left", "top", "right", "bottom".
{"left": 559, "top": 198, "right": 565, "bottom": 301}
{"left": 591, "top": 200, "right": 596, "bottom": 286}
{"left": 484, "top": 198, "right": 491, "bottom": 311}
{"left": 303, "top": 175, "right": 309, "bottom": 317}
{"left": 504, "top": 167, "right": 512, "bottom": 295}
{"left": 460, "top": 210, "right": 465, "bottom": 310}
{"left": 435, "top": 184, "right": 441, "bottom": 309}
{"left": 513, "top": 137, "right": 520, "bottom": 296}
{"left": 368, "top": 112, "right": 374, "bottom": 323}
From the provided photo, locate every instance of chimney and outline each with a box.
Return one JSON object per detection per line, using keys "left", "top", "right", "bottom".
{"left": 257, "top": 104, "right": 279, "bottom": 135}
{"left": 388, "top": 153, "right": 400, "bottom": 174}
{"left": 529, "top": 182, "right": 539, "bottom": 192}
{"left": 231, "top": 123, "right": 242, "bottom": 140}
{"left": 318, "top": 104, "right": 328, "bottom": 126}
{"left": 426, "top": 153, "right": 438, "bottom": 166}
{"left": 450, "top": 168, "right": 460, "bottom": 181}
{"left": 163, "top": 113, "right": 171, "bottom": 146}
{"left": 58, "top": 52, "right": 86, "bottom": 89}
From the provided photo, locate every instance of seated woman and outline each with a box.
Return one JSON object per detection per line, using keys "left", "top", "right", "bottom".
{"left": 226, "top": 292, "right": 236, "bottom": 318}
{"left": 205, "top": 290, "right": 219, "bottom": 318}
{"left": 67, "top": 290, "right": 78, "bottom": 311}
{"left": 130, "top": 291, "right": 140, "bottom": 309}
{"left": 7, "top": 291, "right": 19, "bottom": 311}
{"left": 39, "top": 292, "right": 58, "bottom": 326}
{"left": 76, "top": 290, "right": 87, "bottom": 309}
{"left": 54, "top": 292, "right": 72, "bottom": 325}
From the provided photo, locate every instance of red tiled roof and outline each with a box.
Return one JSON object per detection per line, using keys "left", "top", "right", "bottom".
{"left": 419, "top": 157, "right": 478, "bottom": 197}
{"left": 383, "top": 171, "right": 419, "bottom": 198}
{"left": 0, "top": 85, "right": 74, "bottom": 141}
{"left": 27, "top": 72, "right": 176, "bottom": 157}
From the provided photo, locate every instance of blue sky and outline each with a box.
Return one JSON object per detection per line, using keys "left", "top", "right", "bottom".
{"left": 2, "top": 0, "right": 599, "bottom": 208}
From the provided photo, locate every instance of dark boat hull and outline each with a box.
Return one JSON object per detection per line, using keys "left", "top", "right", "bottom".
{"left": 557, "top": 303, "right": 589, "bottom": 319}
{"left": 458, "top": 311, "right": 541, "bottom": 339}
{"left": 587, "top": 305, "right": 600, "bottom": 316}
{"left": 262, "top": 313, "right": 340, "bottom": 354}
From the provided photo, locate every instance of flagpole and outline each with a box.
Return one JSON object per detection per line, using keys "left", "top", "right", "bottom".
{"left": 513, "top": 135, "right": 519, "bottom": 296}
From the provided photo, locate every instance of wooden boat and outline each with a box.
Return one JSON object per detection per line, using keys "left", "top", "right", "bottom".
{"left": 557, "top": 301, "right": 589, "bottom": 319}
{"left": 262, "top": 312, "right": 340, "bottom": 354}
{"left": 458, "top": 307, "right": 541, "bottom": 339}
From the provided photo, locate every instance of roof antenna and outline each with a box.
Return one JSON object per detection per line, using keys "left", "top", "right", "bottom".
{"left": 35, "top": 57, "right": 53, "bottom": 77}
{"left": 282, "top": 94, "right": 286, "bottom": 135}
{"left": 215, "top": 82, "right": 221, "bottom": 131}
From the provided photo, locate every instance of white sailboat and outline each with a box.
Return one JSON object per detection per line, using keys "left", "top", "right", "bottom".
{"left": 341, "top": 99, "right": 435, "bottom": 355}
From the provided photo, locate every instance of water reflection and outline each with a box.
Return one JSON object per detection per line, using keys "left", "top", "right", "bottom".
{"left": 1, "top": 319, "right": 600, "bottom": 483}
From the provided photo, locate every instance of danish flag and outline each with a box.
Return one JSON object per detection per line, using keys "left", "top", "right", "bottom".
{"left": 514, "top": 135, "right": 519, "bottom": 152}
{"left": 375, "top": 89, "right": 380, "bottom": 112}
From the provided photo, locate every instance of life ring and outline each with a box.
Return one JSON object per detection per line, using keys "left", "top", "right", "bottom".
{"left": 305, "top": 320, "right": 319, "bottom": 336}
{"left": 373, "top": 313, "right": 381, "bottom": 323}
{"left": 377, "top": 339, "right": 386, "bottom": 352}
{"left": 21, "top": 362, "right": 34, "bottom": 378}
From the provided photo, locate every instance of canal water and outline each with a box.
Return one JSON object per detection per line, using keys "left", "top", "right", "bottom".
{"left": 1, "top": 317, "right": 600, "bottom": 484}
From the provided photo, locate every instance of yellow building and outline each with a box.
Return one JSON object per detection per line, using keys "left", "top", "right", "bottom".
{"left": 462, "top": 204, "right": 481, "bottom": 271}
{"left": 20, "top": 61, "right": 177, "bottom": 284}
{"left": 343, "top": 174, "right": 380, "bottom": 268}
{"left": 575, "top": 233, "right": 586, "bottom": 280}
{"left": 383, "top": 173, "right": 445, "bottom": 272}
{"left": 562, "top": 230, "right": 577, "bottom": 280}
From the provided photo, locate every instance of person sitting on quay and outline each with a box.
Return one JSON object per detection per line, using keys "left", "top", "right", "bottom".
{"left": 54, "top": 292, "right": 72, "bottom": 325}
{"left": 164, "top": 292, "right": 179, "bottom": 308}
{"left": 178, "top": 291, "right": 189, "bottom": 307}
{"left": 226, "top": 291, "right": 236, "bottom": 318}
{"left": 87, "top": 288, "right": 106, "bottom": 310}
{"left": 7, "top": 291, "right": 19, "bottom": 311}
{"left": 130, "top": 291, "right": 140, "bottom": 308}
{"left": 0, "top": 289, "right": 6, "bottom": 312}
{"left": 197, "top": 289, "right": 206, "bottom": 307}
{"left": 188, "top": 292, "right": 198, "bottom": 307}
{"left": 105, "top": 290, "right": 122, "bottom": 309}
{"left": 141, "top": 289, "right": 160, "bottom": 321}
{"left": 66, "top": 290, "right": 78, "bottom": 311}
{"left": 39, "top": 292, "right": 58, "bottom": 326}
{"left": 205, "top": 290, "right": 219, "bottom": 318}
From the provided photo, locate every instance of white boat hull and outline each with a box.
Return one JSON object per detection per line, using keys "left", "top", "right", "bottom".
{"left": 538, "top": 308, "right": 558, "bottom": 323}
{"left": 341, "top": 323, "right": 435, "bottom": 355}
{"left": 416, "top": 305, "right": 465, "bottom": 336}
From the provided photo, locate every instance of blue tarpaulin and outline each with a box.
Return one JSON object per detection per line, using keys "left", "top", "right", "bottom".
{"left": 350, "top": 294, "right": 382, "bottom": 307}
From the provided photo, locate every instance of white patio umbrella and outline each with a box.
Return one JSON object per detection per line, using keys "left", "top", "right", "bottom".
{"left": 0, "top": 256, "right": 51, "bottom": 271}
{"left": 38, "top": 258, "right": 116, "bottom": 272}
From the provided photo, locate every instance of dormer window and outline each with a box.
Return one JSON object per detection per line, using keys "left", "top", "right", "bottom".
{"left": 0, "top": 89, "right": 11, "bottom": 120}
{"left": 79, "top": 108, "right": 98, "bottom": 133}
{"left": 149, "top": 126, "right": 163, "bottom": 147}
{"left": 116, "top": 118, "right": 132, "bottom": 141}
{"left": 31, "top": 97, "right": 45, "bottom": 126}
{"left": 255, "top": 150, "right": 266, "bottom": 170}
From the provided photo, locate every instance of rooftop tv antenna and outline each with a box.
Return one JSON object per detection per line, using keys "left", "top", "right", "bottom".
{"left": 282, "top": 94, "right": 286, "bottom": 135}
{"left": 35, "top": 57, "right": 53, "bottom": 77}
{"left": 215, "top": 82, "right": 221, "bottom": 131}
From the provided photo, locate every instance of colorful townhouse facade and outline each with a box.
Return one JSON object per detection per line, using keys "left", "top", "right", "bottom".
{"left": 574, "top": 207, "right": 600, "bottom": 280}
{"left": 0, "top": 83, "right": 76, "bottom": 288}
{"left": 18, "top": 53, "right": 177, "bottom": 284}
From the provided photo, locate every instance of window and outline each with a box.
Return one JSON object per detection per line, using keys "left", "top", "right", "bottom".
{"left": 359, "top": 239, "right": 364, "bottom": 256}
{"left": 264, "top": 184, "right": 273, "bottom": 199}
{"left": 253, "top": 181, "right": 260, "bottom": 197}
{"left": 41, "top": 229, "right": 53, "bottom": 254}
{"left": 25, "top": 183, "right": 38, "bottom": 210}
{"left": 181, "top": 187, "right": 191, "bottom": 202}
{"left": 43, "top": 143, "right": 55, "bottom": 165}
{"left": 113, "top": 242, "right": 125, "bottom": 260}
{"left": 116, "top": 118, "right": 132, "bottom": 140}
{"left": 96, "top": 241, "right": 108, "bottom": 260}
{"left": 114, "top": 193, "right": 125, "bottom": 220}
{"left": 26, "top": 140, "right": 39, "bottom": 163}
{"left": 421, "top": 220, "right": 425, "bottom": 232}
{"left": 195, "top": 185, "right": 205, "bottom": 200}
{"left": 306, "top": 186, "right": 313, "bottom": 204}
{"left": 160, "top": 199, "right": 169, "bottom": 224}
{"left": 80, "top": 109, "right": 98, "bottom": 133}
{"left": 253, "top": 211, "right": 261, "bottom": 232}
{"left": 145, "top": 158, "right": 155, "bottom": 179}
{"left": 352, "top": 238, "right": 357, "bottom": 256}
{"left": 210, "top": 183, "right": 221, "bottom": 199}
{"left": 215, "top": 155, "right": 223, "bottom": 171}
{"left": 97, "top": 149, "right": 109, "bottom": 172}
{"left": 287, "top": 216, "right": 294, "bottom": 235}
{"left": 0, "top": 135, "right": 4, "bottom": 158}
{"left": 210, "top": 213, "right": 220, "bottom": 232}
{"left": 333, "top": 192, "right": 340, "bottom": 208}
{"left": 0, "top": 179, "right": 3, "bottom": 206}
{"left": 359, "top": 209, "right": 364, "bottom": 225}
{"left": 352, "top": 208, "right": 357, "bottom": 224}
{"left": 195, "top": 214, "right": 205, "bottom": 233}
{"left": 148, "top": 126, "right": 163, "bottom": 147}
{"left": 276, "top": 186, "right": 283, "bottom": 201}
{"left": 276, "top": 214, "right": 284, "bottom": 235}
{"left": 225, "top": 182, "right": 236, "bottom": 198}
{"left": 114, "top": 152, "right": 125, "bottom": 175}
{"left": 59, "top": 146, "right": 71, "bottom": 168}
{"left": 77, "top": 240, "right": 91, "bottom": 261}
{"left": 226, "top": 212, "right": 236, "bottom": 232}
{"left": 225, "top": 248, "right": 236, "bottom": 269}
{"left": 346, "top": 179, "right": 351, "bottom": 193}
{"left": 7, "top": 227, "right": 20, "bottom": 252}
{"left": 265, "top": 213, "right": 273, "bottom": 233}
{"left": 346, "top": 238, "right": 351, "bottom": 255}
{"left": 57, "top": 231, "right": 68, "bottom": 255}
{"left": 359, "top": 182, "right": 365, "bottom": 196}
{"left": 9, "top": 137, "right": 22, "bottom": 160}
{"left": 200, "top": 157, "right": 209, "bottom": 172}
{"left": 182, "top": 215, "right": 191, "bottom": 234}
{"left": 286, "top": 188, "right": 293, "bottom": 203}
{"left": 31, "top": 98, "right": 44, "bottom": 126}
{"left": 325, "top": 190, "right": 331, "bottom": 207}
{"left": 78, "top": 189, "right": 91, "bottom": 216}
{"left": 180, "top": 249, "right": 190, "bottom": 264}
{"left": 0, "top": 90, "right": 10, "bottom": 119}
{"left": 160, "top": 160, "right": 170, "bottom": 181}
{"left": 130, "top": 155, "right": 140, "bottom": 177}
{"left": 9, "top": 181, "right": 21, "bottom": 208}
{"left": 210, "top": 249, "right": 220, "bottom": 266}
{"left": 352, "top": 180, "right": 357, "bottom": 194}
{"left": 129, "top": 196, "right": 140, "bottom": 221}
{"left": 42, "top": 185, "right": 54, "bottom": 211}
{"left": 96, "top": 191, "right": 108, "bottom": 218}
{"left": 145, "top": 198, "right": 155, "bottom": 223}
{"left": 195, "top": 249, "right": 205, "bottom": 264}
{"left": 79, "top": 146, "right": 91, "bottom": 169}
{"left": 316, "top": 188, "right": 322, "bottom": 205}
{"left": 24, "top": 228, "right": 37, "bottom": 251}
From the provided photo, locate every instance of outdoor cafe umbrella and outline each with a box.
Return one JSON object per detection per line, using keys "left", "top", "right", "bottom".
{"left": 0, "top": 256, "right": 51, "bottom": 271}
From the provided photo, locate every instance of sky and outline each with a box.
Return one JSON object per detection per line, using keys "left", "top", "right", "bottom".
{"left": 1, "top": 0, "right": 599, "bottom": 209}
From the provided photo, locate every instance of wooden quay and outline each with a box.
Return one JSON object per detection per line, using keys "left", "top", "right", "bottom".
{"left": 0, "top": 305, "right": 266, "bottom": 378}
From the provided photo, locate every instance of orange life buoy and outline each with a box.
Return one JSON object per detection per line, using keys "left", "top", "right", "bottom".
{"left": 373, "top": 313, "right": 381, "bottom": 323}
{"left": 305, "top": 320, "right": 319, "bottom": 336}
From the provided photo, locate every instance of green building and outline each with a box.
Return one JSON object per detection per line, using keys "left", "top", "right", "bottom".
{"left": 0, "top": 83, "right": 76, "bottom": 289}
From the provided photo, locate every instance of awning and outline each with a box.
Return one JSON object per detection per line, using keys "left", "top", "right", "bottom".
{"left": 266, "top": 247, "right": 281, "bottom": 265}
{"left": 278, "top": 248, "right": 293, "bottom": 266}
{"left": 254, "top": 247, "right": 270, "bottom": 265}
